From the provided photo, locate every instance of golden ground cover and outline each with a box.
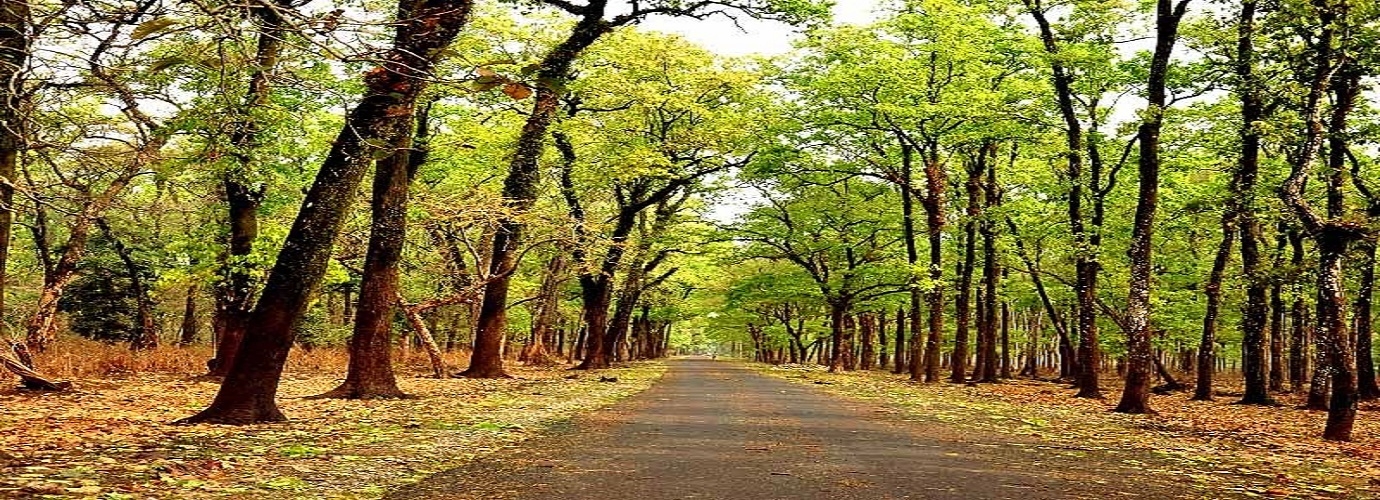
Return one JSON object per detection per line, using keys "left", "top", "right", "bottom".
{"left": 1, "top": 361, "right": 666, "bottom": 499}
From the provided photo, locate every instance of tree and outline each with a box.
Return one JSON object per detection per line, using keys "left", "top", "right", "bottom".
{"left": 181, "top": 0, "right": 477, "bottom": 424}
{"left": 1115, "top": 0, "right": 1192, "bottom": 415}
{"left": 464, "top": 0, "right": 829, "bottom": 378}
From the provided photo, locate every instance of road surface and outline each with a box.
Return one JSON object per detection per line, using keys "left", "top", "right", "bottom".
{"left": 389, "top": 359, "right": 1203, "bottom": 499}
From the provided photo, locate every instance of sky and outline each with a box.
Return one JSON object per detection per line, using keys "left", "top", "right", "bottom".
{"left": 638, "top": 1, "right": 884, "bottom": 57}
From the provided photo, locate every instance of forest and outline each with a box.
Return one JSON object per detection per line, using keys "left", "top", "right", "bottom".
{"left": 0, "top": 0, "right": 1378, "bottom": 495}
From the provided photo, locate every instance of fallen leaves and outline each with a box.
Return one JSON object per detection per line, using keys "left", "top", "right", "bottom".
{"left": 758, "top": 364, "right": 1379, "bottom": 499}
{"left": 0, "top": 362, "right": 666, "bottom": 499}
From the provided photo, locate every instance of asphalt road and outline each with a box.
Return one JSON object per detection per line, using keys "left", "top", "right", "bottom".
{"left": 388, "top": 359, "right": 1200, "bottom": 500}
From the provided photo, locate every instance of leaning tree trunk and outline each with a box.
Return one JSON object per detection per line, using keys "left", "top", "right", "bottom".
{"left": 319, "top": 122, "right": 423, "bottom": 399}
{"left": 467, "top": 11, "right": 613, "bottom": 378}
{"left": 1194, "top": 213, "right": 1234, "bottom": 401}
{"left": 209, "top": 0, "right": 292, "bottom": 377}
{"left": 180, "top": 0, "right": 476, "bottom": 424}
{"left": 1276, "top": 5, "right": 1359, "bottom": 439}
{"left": 103, "top": 221, "right": 159, "bottom": 351}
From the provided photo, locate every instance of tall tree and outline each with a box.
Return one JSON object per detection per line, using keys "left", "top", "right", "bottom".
{"left": 181, "top": 0, "right": 476, "bottom": 423}
{"left": 464, "top": 0, "right": 828, "bottom": 377}
{"left": 1115, "top": 0, "right": 1191, "bottom": 414}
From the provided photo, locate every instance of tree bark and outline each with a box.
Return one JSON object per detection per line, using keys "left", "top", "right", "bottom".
{"left": 1356, "top": 241, "right": 1380, "bottom": 400}
{"left": 180, "top": 0, "right": 475, "bottom": 423}
{"left": 320, "top": 110, "right": 428, "bottom": 399}
{"left": 0, "top": 0, "right": 28, "bottom": 336}
{"left": 1116, "top": 0, "right": 1190, "bottom": 415}
{"left": 468, "top": 6, "right": 614, "bottom": 378}
{"left": 208, "top": 0, "right": 293, "bottom": 376}
{"left": 1194, "top": 214, "right": 1234, "bottom": 401}
{"left": 101, "top": 220, "right": 159, "bottom": 351}
{"left": 179, "top": 284, "right": 199, "bottom": 346}
{"left": 952, "top": 157, "right": 980, "bottom": 383}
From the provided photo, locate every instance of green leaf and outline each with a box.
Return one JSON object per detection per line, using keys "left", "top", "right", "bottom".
{"left": 131, "top": 17, "right": 179, "bottom": 40}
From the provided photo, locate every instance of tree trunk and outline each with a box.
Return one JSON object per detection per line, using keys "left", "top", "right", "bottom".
{"left": 179, "top": 284, "right": 200, "bottom": 346}
{"left": 1194, "top": 216, "right": 1234, "bottom": 401}
{"left": 522, "top": 255, "right": 567, "bottom": 366}
{"left": 1289, "top": 231, "right": 1309, "bottom": 392}
{"left": 102, "top": 221, "right": 159, "bottom": 351}
{"left": 209, "top": 0, "right": 292, "bottom": 376}
{"left": 859, "top": 313, "right": 875, "bottom": 371}
{"left": 892, "top": 307, "right": 906, "bottom": 374}
{"left": 468, "top": 9, "right": 614, "bottom": 378}
{"left": 180, "top": 0, "right": 475, "bottom": 423}
{"left": 828, "top": 300, "right": 847, "bottom": 373}
{"left": 952, "top": 160, "right": 980, "bottom": 384}
{"left": 0, "top": 0, "right": 27, "bottom": 337}
{"left": 1000, "top": 301, "right": 1012, "bottom": 379}
{"left": 1116, "top": 0, "right": 1189, "bottom": 415}
{"left": 1354, "top": 241, "right": 1380, "bottom": 400}
{"left": 921, "top": 150, "right": 947, "bottom": 383}
{"left": 320, "top": 111, "right": 427, "bottom": 399}
{"left": 978, "top": 148, "right": 1000, "bottom": 384}
{"left": 1024, "top": 0, "right": 1100, "bottom": 399}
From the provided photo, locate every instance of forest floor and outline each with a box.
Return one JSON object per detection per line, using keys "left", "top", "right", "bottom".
{"left": 758, "top": 363, "right": 1380, "bottom": 499}
{"left": 0, "top": 358, "right": 667, "bottom": 499}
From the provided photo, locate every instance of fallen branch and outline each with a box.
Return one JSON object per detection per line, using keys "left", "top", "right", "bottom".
{"left": 2, "top": 343, "right": 71, "bottom": 391}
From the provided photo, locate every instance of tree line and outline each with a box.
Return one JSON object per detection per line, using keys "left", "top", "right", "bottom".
{"left": 1, "top": 0, "right": 1377, "bottom": 445}
{"left": 707, "top": 0, "right": 1378, "bottom": 443}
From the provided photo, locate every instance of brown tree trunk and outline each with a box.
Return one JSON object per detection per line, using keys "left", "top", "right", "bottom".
{"left": 859, "top": 313, "right": 875, "bottom": 371}
{"left": 921, "top": 149, "right": 947, "bottom": 383}
{"left": 895, "top": 145, "right": 925, "bottom": 381}
{"left": 522, "top": 255, "right": 567, "bottom": 366}
{"left": 320, "top": 113, "right": 428, "bottom": 399}
{"left": 1289, "top": 231, "right": 1309, "bottom": 392}
{"left": 1000, "top": 300, "right": 1012, "bottom": 379}
{"left": 828, "top": 300, "right": 848, "bottom": 373}
{"left": 208, "top": 0, "right": 292, "bottom": 376}
{"left": 1116, "top": 0, "right": 1190, "bottom": 414}
{"left": 952, "top": 158, "right": 981, "bottom": 383}
{"left": 469, "top": 8, "right": 615, "bottom": 378}
{"left": 892, "top": 308, "right": 906, "bottom": 374}
{"left": 179, "top": 284, "right": 200, "bottom": 346}
{"left": 1194, "top": 216, "right": 1234, "bottom": 401}
{"left": 1234, "top": 0, "right": 1272, "bottom": 406}
{"left": 1354, "top": 241, "right": 1380, "bottom": 400}
{"left": 977, "top": 147, "right": 1000, "bottom": 384}
{"left": 1276, "top": 2, "right": 1359, "bottom": 439}
{"left": 180, "top": 0, "right": 475, "bottom": 423}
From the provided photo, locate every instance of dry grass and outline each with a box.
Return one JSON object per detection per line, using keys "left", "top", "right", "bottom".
{"left": 1, "top": 356, "right": 665, "bottom": 499}
{"left": 17, "top": 337, "right": 490, "bottom": 382}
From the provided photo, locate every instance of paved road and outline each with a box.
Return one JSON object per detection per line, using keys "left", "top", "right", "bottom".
{"left": 389, "top": 359, "right": 1199, "bottom": 500}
